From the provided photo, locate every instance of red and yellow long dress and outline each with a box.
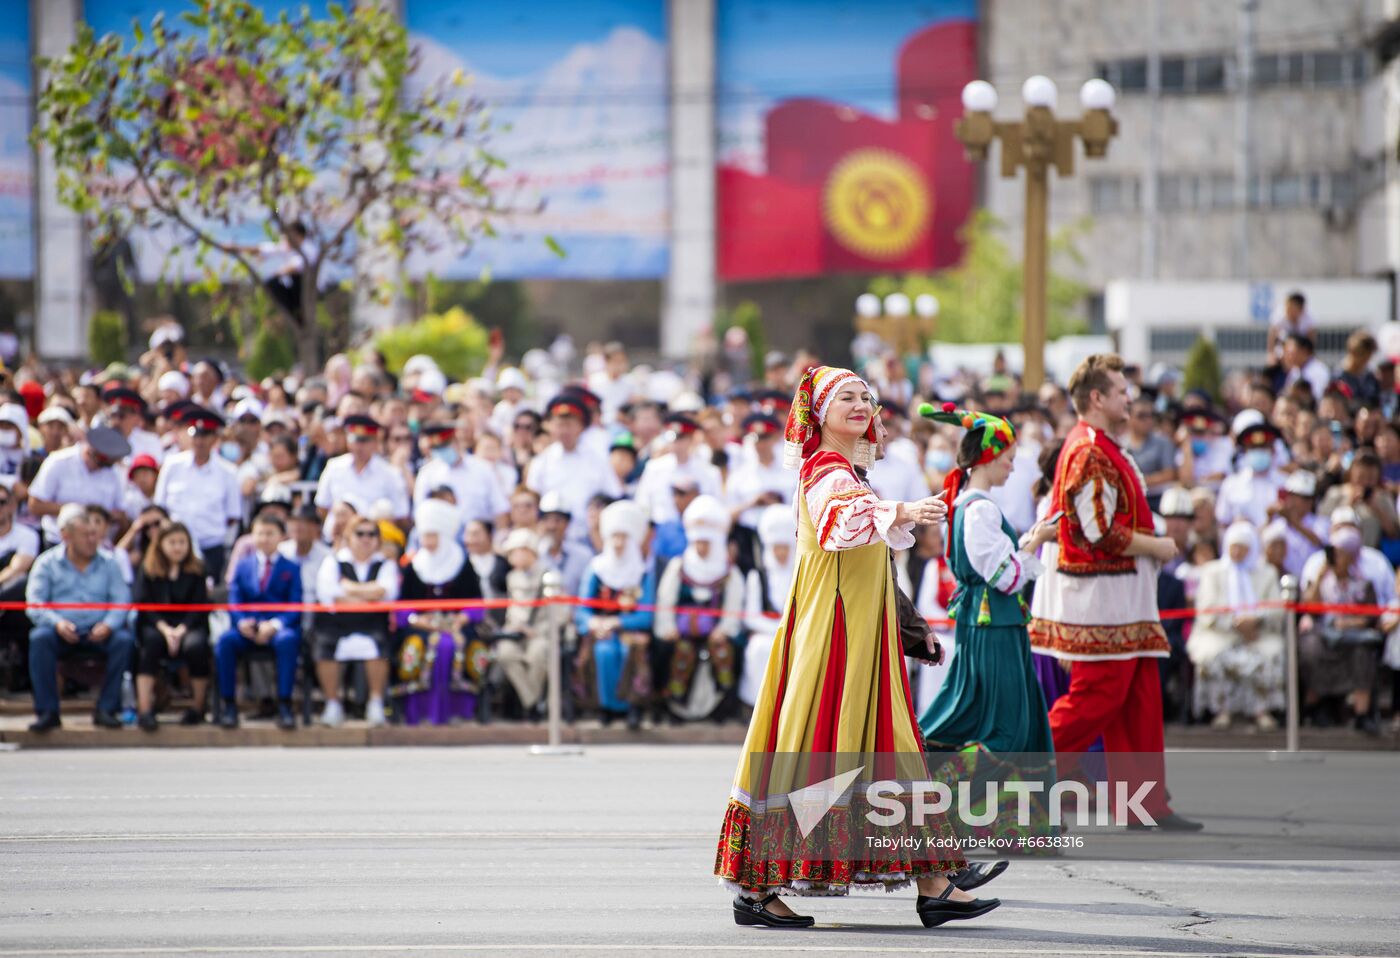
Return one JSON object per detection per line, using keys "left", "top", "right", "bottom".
{"left": 715, "top": 450, "right": 966, "bottom": 896}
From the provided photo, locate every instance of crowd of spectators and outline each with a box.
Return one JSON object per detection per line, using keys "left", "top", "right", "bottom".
{"left": 0, "top": 293, "right": 1396, "bottom": 736}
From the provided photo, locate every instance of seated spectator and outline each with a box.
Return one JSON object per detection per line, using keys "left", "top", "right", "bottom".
{"left": 123, "top": 454, "right": 160, "bottom": 519}
{"left": 1300, "top": 526, "right": 1385, "bottom": 735}
{"left": 133, "top": 522, "right": 211, "bottom": 730}
{"left": 1188, "top": 522, "right": 1286, "bottom": 730}
{"left": 0, "top": 483, "right": 40, "bottom": 690}
{"left": 155, "top": 407, "right": 242, "bottom": 581}
{"left": 654, "top": 495, "right": 744, "bottom": 723}
{"left": 279, "top": 503, "right": 332, "bottom": 606}
{"left": 25, "top": 503, "right": 135, "bottom": 732}
{"left": 651, "top": 477, "right": 698, "bottom": 573}
{"left": 465, "top": 519, "right": 508, "bottom": 610}
{"left": 574, "top": 500, "right": 655, "bottom": 729}
{"left": 739, "top": 504, "right": 795, "bottom": 709}
{"left": 537, "top": 493, "right": 593, "bottom": 597}
{"left": 395, "top": 498, "right": 482, "bottom": 726}
{"left": 217, "top": 514, "right": 302, "bottom": 730}
{"left": 85, "top": 505, "right": 133, "bottom": 583}
{"left": 26, "top": 426, "right": 130, "bottom": 546}
{"left": 1216, "top": 424, "right": 1284, "bottom": 529}
{"left": 1263, "top": 470, "right": 1329, "bottom": 579}
{"left": 313, "top": 513, "right": 399, "bottom": 728}
{"left": 492, "top": 529, "right": 556, "bottom": 720}
{"left": 1317, "top": 449, "right": 1399, "bottom": 550}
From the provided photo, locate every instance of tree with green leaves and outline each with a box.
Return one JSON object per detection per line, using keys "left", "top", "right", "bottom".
{"left": 34, "top": 0, "right": 535, "bottom": 371}
{"left": 867, "top": 210, "right": 1090, "bottom": 347}
{"left": 1182, "top": 336, "right": 1223, "bottom": 404}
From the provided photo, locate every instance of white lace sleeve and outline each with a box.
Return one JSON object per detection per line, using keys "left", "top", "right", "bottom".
{"left": 963, "top": 498, "right": 1043, "bottom": 594}
{"left": 803, "top": 457, "right": 914, "bottom": 552}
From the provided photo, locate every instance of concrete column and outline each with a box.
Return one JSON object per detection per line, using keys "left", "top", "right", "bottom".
{"left": 33, "top": 0, "right": 87, "bottom": 361}
{"left": 352, "top": 0, "right": 407, "bottom": 334}
{"left": 661, "top": 0, "right": 716, "bottom": 359}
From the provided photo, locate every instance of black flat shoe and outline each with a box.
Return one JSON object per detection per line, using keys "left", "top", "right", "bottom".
{"left": 916, "top": 881, "right": 1001, "bottom": 928}
{"left": 218, "top": 705, "right": 239, "bottom": 729}
{"left": 1126, "top": 810, "right": 1204, "bottom": 832}
{"left": 951, "top": 860, "right": 1008, "bottom": 892}
{"left": 179, "top": 708, "right": 205, "bottom": 726}
{"left": 733, "top": 893, "right": 814, "bottom": 928}
{"left": 626, "top": 706, "right": 643, "bottom": 731}
{"left": 276, "top": 702, "right": 296, "bottom": 731}
{"left": 137, "top": 712, "right": 159, "bottom": 732}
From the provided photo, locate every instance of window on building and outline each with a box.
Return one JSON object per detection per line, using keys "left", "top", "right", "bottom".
{"left": 1192, "top": 55, "right": 1226, "bottom": 93}
{"left": 1312, "top": 51, "right": 1344, "bottom": 87}
{"left": 1160, "top": 57, "right": 1186, "bottom": 92}
{"left": 1254, "top": 52, "right": 1280, "bottom": 87}
{"left": 1118, "top": 57, "right": 1148, "bottom": 91}
{"left": 1089, "top": 175, "right": 1138, "bottom": 214}
{"left": 1269, "top": 174, "right": 1303, "bottom": 209}
{"left": 1208, "top": 174, "right": 1236, "bottom": 210}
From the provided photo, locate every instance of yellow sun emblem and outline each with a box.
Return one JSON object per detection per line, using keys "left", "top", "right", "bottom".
{"left": 822, "top": 148, "right": 931, "bottom": 259}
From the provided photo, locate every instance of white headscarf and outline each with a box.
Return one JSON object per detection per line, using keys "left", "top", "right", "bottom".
{"left": 411, "top": 498, "right": 466, "bottom": 586}
{"left": 1223, "top": 520, "right": 1259, "bottom": 613}
{"left": 758, "top": 503, "right": 796, "bottom": 605}
{"left": 682, "top": 494, "right": 732, "bottom": 584}
{"left": 592, "top": 500, "right": 648, "bottom": 591}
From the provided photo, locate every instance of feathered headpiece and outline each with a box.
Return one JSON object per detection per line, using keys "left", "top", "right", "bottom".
{"left": 918, "top": 401, "right": 1017, "bottom": 539}
{"left": 783, "top": 366, "right": 878, "bottom": 470}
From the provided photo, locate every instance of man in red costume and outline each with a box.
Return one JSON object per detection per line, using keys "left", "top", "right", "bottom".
{"left": 1029, "top": 354, "right": 1203, "bottom": 831}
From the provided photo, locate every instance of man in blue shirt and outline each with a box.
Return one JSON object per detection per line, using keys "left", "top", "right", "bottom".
{"left": 26, "top": 503, "right": 135, "bottom": 732}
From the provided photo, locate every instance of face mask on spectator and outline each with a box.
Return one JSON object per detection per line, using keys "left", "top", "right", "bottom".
{"left": 0, "top": 431, "right": 16, "bottom": 449}
{"left": 1191, "top": 438, "right": 1208, "bottom": 456}
{"left": 1245, "top": 449, "right": 1272, "bottom": 473}
{"left": 219, "top": 441, "right": 241, "bottom": 462}
{"left": 925, "top": 449, "right": 954, "bottom": 473}
{"left": 430, "top": 445, "right": 459, "bottom": 466}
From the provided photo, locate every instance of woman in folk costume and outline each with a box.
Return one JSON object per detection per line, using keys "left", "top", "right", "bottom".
{"left": 394, "top": 498, "right": 484, "bottom": 725}
{"left": 1189, "top": 520, "right": 1286, "bottom": 730}
{"left": 918, "top": 402, "right": 1059, "bottom": 754}
{"left": 655, "top": 494, "right": 745, "bottom": 721}
{"left": 716, "top": 366, "right": 999, "bottom": 930}
{"left": 573, "top": 499, "right": 656, "bottom": 729}
{"left": 738, "top": 504, "right": 797, "bottom": 709}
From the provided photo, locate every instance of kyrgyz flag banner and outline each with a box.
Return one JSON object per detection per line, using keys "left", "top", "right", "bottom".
{"left": 717, "top": 2, "right": 977, "bottom": 280}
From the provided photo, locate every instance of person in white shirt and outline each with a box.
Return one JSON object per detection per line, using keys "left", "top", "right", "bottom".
{"left": 101, "top": 387, "right": 164, "bottom": 465}
{"left": 1216, "top": 423, "right": 1285, "bottom": 529}
{"left": 154, "top": 407, "right": 242, "bottom": 581}
{"left": 1267, "top": 291, "right": 1314, "bottom": 364}
{"left": 587, "top": 342, "right": 636, "bottom": 426}
{"left": 525, "top": 394, "right": 617, "bottom": 546}
{"left": 0, "top": 483, "right": 41, "bottom": 664}
{"left": 634, "top": 413, "right": 723, "bottom": 526}
{"left": 313, "top": 513, "right": 400, "bottom": 728}
{"left": 313, "top": 414, "right": 410, "bottom": 525}
{"left": 1262, "top": 470, "right": 1330, "bottom": 579}
{"left": 245, "top": 219, "right": 318, "bottom": 326}
{"left": 739, "top": 504, "right": 795, "bottom": 707}
{"left": 1299, "top": 506, "right": 1395, "bottom": 605}
{"left": 1181, "top": 407, "right": 1232, "bottom": 491}
{"left": 724, "top": 413, "right": 793, "bottom": 570}
{"left": 1282, "top": 332, "right": 1331, "bottom": 404}
{"left": 27, "top": 427, "right": 130, "bottom": 545}
{"left": 867, "top": 403, "right": 931, "bottom": 511}
{"left": 560, "top": 385, "right": 613, "bottom": 462}
{"left": 413, "top": 422, "right": 509, "bottom": 532}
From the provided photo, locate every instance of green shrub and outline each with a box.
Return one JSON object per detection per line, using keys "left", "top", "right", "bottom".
{"left": 373, "top": 307, "right": 490, "bottom": 381}
{"left": 1182, "top": 336, "right": 1223, "bottom": 404}
{"left": 245, "top": 320, "right": 296, "bottom": 380}
{"left": 87, "top": 310, "right": 128, "bottom": 367}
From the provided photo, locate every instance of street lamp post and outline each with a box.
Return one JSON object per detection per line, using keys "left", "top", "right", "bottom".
{"left": 854, "top": 291, "right": 940, "bottom": 359}
{"left": 955, "top": 76, "right": 1118, "bottom": 391}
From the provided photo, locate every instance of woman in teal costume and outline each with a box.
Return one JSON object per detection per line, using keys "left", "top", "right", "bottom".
{"left": 917, "top": 402, "right": 1058, "bottom": 759}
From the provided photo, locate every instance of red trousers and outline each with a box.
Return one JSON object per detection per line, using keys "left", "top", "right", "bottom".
{"left": 1049, "top": 656, "right": 1172, "bottom": 821}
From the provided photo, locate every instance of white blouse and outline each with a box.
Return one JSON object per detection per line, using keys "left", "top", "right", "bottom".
{"left": 961, "top": 496, "right": 1044, "bottom": 594}
{"left": 804, "top": 458, "right": 913, "bottom": 552}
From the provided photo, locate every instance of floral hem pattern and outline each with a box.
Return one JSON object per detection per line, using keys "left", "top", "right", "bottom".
{"left": 714, "top": 797, "right": 966, "bottom": 897}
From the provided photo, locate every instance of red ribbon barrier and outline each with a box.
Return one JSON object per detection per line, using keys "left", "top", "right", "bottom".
{"left": 3, "top": 596, "right": 1390, "bottom": 631}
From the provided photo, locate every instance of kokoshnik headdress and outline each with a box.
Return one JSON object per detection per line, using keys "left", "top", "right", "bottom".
{"left": 783, "top": 365, "right": 878, "bottom": 470}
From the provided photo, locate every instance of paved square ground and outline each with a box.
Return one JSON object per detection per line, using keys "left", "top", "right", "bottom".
{"left": 1, "top": 745, "right": 1397, "bottom": 958}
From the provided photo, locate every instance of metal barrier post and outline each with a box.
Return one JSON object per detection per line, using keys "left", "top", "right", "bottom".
{"left": 530, "top": 571, "right": 583, "bottom": 757}
{"left": 1269, "top": 575, "right": 1320, "bottom": 763}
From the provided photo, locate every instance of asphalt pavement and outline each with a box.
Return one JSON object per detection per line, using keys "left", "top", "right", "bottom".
{"left": 1, "top": 745, "right": 1397, "bottom": 958}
